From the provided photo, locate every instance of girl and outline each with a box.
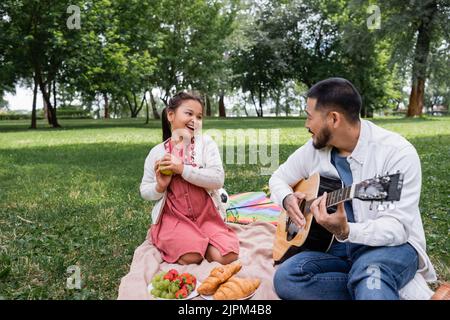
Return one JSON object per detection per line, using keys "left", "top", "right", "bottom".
{"left": 140, "top": 91, "right": 239, "bottom": 265}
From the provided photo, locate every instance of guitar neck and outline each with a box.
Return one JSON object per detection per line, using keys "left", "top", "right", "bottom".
{"left": 304, "top": 185, "right": 353, "bottom": 213}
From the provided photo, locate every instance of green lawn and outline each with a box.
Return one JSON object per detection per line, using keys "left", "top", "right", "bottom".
{"left": 0, "top": 117, "right": 449, "bottom": 299}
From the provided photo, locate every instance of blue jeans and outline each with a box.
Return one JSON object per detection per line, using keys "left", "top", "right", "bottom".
{"left": 273, "top": 240, "right": 418, "bottom": 300}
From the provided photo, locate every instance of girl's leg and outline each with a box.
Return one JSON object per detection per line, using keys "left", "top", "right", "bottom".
{"left": 177, "top": 252, "right": 204, "bottom": 265}
{"left": 205, "top": 245, "right": 238, "bottom": 265}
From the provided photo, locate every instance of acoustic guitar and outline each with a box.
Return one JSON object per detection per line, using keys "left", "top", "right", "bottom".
{"left": 273, "top": 172, "right": 404, "bottom": 264}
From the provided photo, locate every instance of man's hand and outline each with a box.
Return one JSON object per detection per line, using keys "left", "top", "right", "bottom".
{"left": 283, "top": 192, "right": 307, "bottom": 228}
{"left": 310, "top": 192, "right": 349, "bottom": 240}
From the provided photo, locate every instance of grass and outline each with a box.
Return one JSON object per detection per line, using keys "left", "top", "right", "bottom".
{"left": 0, "top": 116, "right": 449, "bottom": 299}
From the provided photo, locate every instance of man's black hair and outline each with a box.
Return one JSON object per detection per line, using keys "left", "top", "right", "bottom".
{"left": 307, "top": 77, "right": 362, "bottom": 123}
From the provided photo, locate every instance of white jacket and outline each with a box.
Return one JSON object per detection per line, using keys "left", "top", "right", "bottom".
{"left": 140, "top": 134, "right": 227, "bottom": 225}
{"left": 269, "top": 120, "right": 437, "bottom": 286}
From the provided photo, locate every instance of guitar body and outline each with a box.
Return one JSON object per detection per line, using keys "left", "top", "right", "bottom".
{"left": 273, "top": 173, "right": 343, "bottom": 264}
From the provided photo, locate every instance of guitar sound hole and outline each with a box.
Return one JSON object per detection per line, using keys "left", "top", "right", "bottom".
{"left": 286, "top": 200, "right": 306, "bottom": 241}
{"left": 287, "top": 221, "right": 298, "bottom": 241}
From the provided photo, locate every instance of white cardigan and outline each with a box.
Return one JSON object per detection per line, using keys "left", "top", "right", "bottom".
{"left": 269, "top": 120, "right": 436, "bottom": 298}
{"left": 140, "top": 134, "right": 227, "bottom": 225}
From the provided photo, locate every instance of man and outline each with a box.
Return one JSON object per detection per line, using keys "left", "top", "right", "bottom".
{"left": 269, "top": 78, "right": 436, "bottom": 300}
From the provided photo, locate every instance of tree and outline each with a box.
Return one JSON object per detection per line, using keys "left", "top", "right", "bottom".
{"left": 64, "top": 0, "right": 158, "bottom": 119}
{"left": 0, "top": 0, "right": 89, "bottom": 128}
{"left": 230, "top": 0, "right": 291, "bottom": 117}
{"left": 230, "top": 0, "right": 408, "bottom": 117}
{"left": 406, "top": 0, "right": 438, "bottom": 116}
{"left": 228, "top": 0, "right": 370, "bottom": 116}
{"left": 0, "top": 92, "right": 10, "bottom": 110}
{"left": 231, "top": 32, "right": 287, "bottom": 117}
{"left": 380, "top": 0, "right": 449, "bottom": 116}
{"left": 151, "top": 0, "right": 238, "bottom": 110}
{"left": 425, "top": 40, "right": 450, "bottom": 111}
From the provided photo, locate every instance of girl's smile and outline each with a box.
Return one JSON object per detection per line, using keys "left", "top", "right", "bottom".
{"left": 167, "top": 100, "right": 203, "bottom": 137}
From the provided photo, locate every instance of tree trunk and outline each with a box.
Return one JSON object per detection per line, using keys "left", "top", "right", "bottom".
{"left": 53, "top": 79, "right": 57, "bottom": 110}
{"left": 138, "top": 93, "right": 145, "bottom": 117}
{"left": 46, "top": 81, "right": 52, "bottom": 125}
{"left": 132, "top": 93, "right": 138, "bottom": 118}
{"left": 35, "top": 69, "right": 60, "bottom": 128}
{"left": 125, "top": 95, "right": 134, "bottom": 117}
{"left": 43, "top": 96, "right": 48, "bottom": 123}
{"left": 218, "top": 93, "right": 226, "bottom": 117}
{"left": 242, "top": 94, "right": 249, "bottom": 116}
{"left": 408, "top": 78, "right": 426, "bottom": 117}
{"left": 160, "top": 89, "right": 170, "bottom": 106}
{"left": 258, "top": 86, "right": 263, "bottom": 117}
{"left": 149, "top": 91, "right": 160, "bottom": 119}
{"left": 360, "top": 103, "right": 373, "bottom": 118}
{"left": 285, "top": 87, "right": 290, "bottom": 116}
{"left": 206, "top": 95, "right": 212, "bottom": 117}
{"left": 274, "top": 90, "right": 280, "bottom": 116}
{"left": 243, "top": 103, "right": 249, "bottom": 117}
{"left": 126, "top": 93, "right": 145, "bottom": 118}
{"left": 250, "top": 91, "right": 260, "bottom": 117}
{"left": 48, "top": 103, "right": 59, "bottom": 127}
{"left": 145, "top": 93, "right": 150, "bottom": 124}
{"left": 30, "top": 74, "right": 38, "bottom": 129}
{"left": 103, "top": 92, "right": 109, "bottom": 119}
{"left": 407, "top": 0, "right": 437, "bottom": 117}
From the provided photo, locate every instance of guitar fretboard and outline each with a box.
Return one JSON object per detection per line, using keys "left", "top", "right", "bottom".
{"left": 303, "top": 185, "right": 353, "bottom": 213}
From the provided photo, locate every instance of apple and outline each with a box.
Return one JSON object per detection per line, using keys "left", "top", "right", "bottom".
{"left": 159, "top": 164, "right": 173, "bottom": 176}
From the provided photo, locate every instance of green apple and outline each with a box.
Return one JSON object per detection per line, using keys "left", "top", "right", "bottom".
{"left": 159, "top": 164, "right": 173, "bottom": 176}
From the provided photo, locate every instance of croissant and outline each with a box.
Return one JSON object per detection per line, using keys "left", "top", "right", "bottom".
{"left": 197, "top": 262, "right": 242, "bottom": 295}
{"left": 213, "top": 276, "right": 261, "bottom": 300}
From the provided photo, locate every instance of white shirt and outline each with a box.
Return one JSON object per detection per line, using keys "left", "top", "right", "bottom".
{"left": 269, "top": 120, "right": 436, "bottom": 283}
{"left": 140, "top": 134, "right": 227, "bottom": 225}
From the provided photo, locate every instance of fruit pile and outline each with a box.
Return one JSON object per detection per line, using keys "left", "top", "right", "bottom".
{"left": 150, "top": 269, "right": 197, "bottom": 299}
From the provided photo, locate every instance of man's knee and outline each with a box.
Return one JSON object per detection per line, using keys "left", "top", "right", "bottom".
{"left": 273, "top": 266, "right": 292, "bottom": 299}
{"left": 348, "top": 244, "right": 418, "bottom": 299}
{"left": 347, "top": 263, "right": 399, "bottom": 299}
{"left": 273, "top": 263, "right": 311, "bottom": 300}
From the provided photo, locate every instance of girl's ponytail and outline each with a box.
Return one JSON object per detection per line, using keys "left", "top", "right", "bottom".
{"left": 161, "top": 107, "right": 172, "bottom": 141}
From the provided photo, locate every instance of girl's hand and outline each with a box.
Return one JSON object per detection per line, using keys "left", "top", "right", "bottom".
{"left": 154, "top": 160, "right": 172, "bottom": 193}
{"left": 158, "top": 153, "right": 184, "bottom": 175}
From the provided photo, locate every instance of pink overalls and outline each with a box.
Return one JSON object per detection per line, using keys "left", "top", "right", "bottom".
{"left": 150, "top": 138, "right": 239, "bottom": 263}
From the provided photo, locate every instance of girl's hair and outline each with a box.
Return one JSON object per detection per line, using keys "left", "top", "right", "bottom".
{"left": 162, "top": 91, "right": 205, "bottom": 141}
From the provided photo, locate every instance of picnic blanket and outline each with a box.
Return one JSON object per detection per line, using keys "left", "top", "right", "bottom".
{"left": 117, "top": 221, "right": 280, "bottom": 300}
{"left": 225, "top": 192, "right": 282, "bottom": 226}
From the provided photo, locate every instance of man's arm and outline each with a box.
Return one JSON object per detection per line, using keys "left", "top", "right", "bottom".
{"left": 269, "top": 141, "right": 312, "bottom": 207}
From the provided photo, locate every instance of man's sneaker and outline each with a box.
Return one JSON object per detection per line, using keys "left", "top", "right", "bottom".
{"left": 399, "top": 273, "right": 434, "bottom": 300}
